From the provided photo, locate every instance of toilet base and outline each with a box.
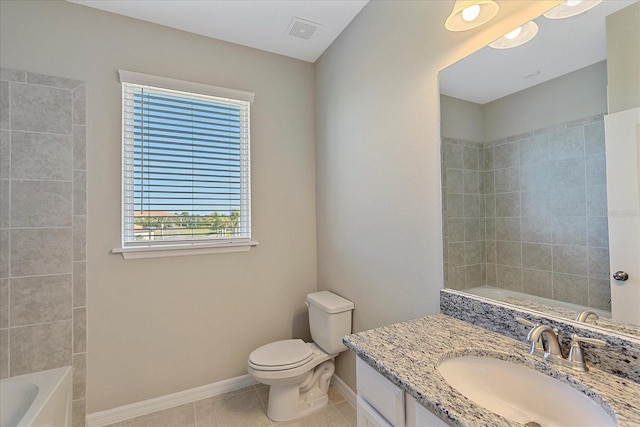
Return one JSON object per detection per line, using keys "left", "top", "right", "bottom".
{"left": 266, "top": 360, "right": 335, "bottom": 422}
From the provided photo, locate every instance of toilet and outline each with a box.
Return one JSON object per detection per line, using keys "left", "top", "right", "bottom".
{"left": 247, "top": 291, "right": 354, "bottom": 422}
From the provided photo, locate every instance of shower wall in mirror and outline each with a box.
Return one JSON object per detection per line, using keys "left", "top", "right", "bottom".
{"left": 442, "top": 60, "right": 610, "bottom": 312}
{"left": 440, "top": 0, "right": 639, "bottom": 335}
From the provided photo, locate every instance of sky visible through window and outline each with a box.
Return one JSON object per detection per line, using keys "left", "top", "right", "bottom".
{"left": 134, "top": 90, "right": 242, "bottom": 216}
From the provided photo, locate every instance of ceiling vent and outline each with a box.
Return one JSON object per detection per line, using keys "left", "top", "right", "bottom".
{"left": 286, "top": 17, "right": 321, "bottom": 40}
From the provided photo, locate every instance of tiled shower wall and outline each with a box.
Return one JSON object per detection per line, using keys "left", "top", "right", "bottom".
{"left": 442, "top": 138, "right": 486, "bottom": 290}
{"left": 0, "top": 68, "right": 87, "bottom": 426}
{"left": 443, "top": 114, "right": 611, "bottom": 311}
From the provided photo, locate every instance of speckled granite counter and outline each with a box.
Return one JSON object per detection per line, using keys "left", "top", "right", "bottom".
{"left": 344, "top": 314, "right": 640, "bottom": 427}
{"left": 441, "top": 289, "right": 640, "bottom": 383}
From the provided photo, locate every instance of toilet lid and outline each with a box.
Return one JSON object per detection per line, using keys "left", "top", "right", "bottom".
{"left": 249, "top": 339, "right": 313, "bottom": 371}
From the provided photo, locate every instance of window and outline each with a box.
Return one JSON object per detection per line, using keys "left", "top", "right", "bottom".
{"left": 115, "top": 71, "right": 257, "bottom": 259}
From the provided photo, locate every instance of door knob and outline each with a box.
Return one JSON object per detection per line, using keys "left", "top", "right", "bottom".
{"left": 613, "top": 271, "right": 629, "bottom": 281}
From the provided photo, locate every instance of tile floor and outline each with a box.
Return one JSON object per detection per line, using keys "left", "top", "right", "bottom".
{"left": 103, "top": 383, "right": 356, "bottom": 427}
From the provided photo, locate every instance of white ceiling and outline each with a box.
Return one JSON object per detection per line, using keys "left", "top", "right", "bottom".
{"left": 440, "top": 0, "right": 638, "bottom": 105}
{"left": 69, "top": 0, "right": 636, "bottom": 100}
{"left": 68, "top": 0, "right": 369, "bottom": 63}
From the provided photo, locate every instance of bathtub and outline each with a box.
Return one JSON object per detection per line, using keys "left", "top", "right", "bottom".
{"left": 1, "top": 367, "right": 72, "bottom": 427}
{"left": 464, "top": 285, "right": 611, "bottom": 319}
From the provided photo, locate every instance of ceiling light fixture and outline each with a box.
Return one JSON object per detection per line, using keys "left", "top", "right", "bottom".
{"left": 489, "top": 21, "right": 539, "bottom": 49}
{"left": 543, "top": 0, "right": 603, "bottom": 19}
{"left": 445, "top": 0, "right": 500, "bottom": 32}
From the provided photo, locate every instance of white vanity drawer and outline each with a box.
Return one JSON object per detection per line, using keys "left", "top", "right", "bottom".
{"left": 356, "top": 357, "right": 405, "bottom": 426}
{"left": 405, "top": 393, "right": 448, "bottom": 427}
{"left": 357, "top": 396, "right": 393, "bottom": 427}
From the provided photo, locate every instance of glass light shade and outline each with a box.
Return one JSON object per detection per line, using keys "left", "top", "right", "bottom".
{"left": 445, "top": 0, "right": 500, "bottom": 32}
{"left": 489, "top": 21, "right": 539, "bottom": 49}
{"left": 543, "top": 0, "right": 603, "bottom": 19}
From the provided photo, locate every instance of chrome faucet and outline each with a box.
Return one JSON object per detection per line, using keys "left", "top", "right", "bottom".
{"left": 516, "top": 317, "right": 607, "bottom": 372}
{"left": 526, "top": 324, "right": 564, "bottom": 362}
{"left": 575, "top": 309, "right": 599, "bottom": 323}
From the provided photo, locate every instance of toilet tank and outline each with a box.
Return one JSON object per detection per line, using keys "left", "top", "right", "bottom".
{"left": 306, "top": 291, "right": 354, "bottom": 355}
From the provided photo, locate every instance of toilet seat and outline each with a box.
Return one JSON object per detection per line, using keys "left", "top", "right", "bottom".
{"left": 248, "top": 339, "right": 314, "bottom": 371}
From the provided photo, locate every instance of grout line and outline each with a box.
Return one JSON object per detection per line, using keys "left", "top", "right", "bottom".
{"left": 8, "top": 128, "right": 74, "bottom": 137}
{"left": 5, "top": 272, "right": 72, "bottom": 279}
{"left": 6, "top": 82, "right": 11, "bottom": 377}
{"left": 583, "top": 125, "right": 591, "bottom": 308}
{"left": 9, "top": 226, "right": 73, "bottom": 231}
{"left": 8, "top": 318, "right": 72, "bottom": 330}
{"left": 12, "top": 78, "right": 83, "bottom": 91}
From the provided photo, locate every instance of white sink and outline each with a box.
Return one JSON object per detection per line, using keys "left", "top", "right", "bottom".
{"left": 439, "top": 355, "right": 616, "bottom": 427}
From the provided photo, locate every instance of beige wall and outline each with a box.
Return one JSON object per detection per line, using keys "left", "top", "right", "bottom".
{"left": 606, "top": 1, "right": 640, "bottom": 114}
{"left": 0, "top": 0, "right": 317, "bottom": 413}
{"left": 441, "top": 61, "right": 607, "bottom": 142}
{"left": 315, "top": 0, "right": 560, "bottom": 390}
{"left": 484, "top": 61, "right": 608, "bottom": 141}
{"left": 440, "top": 95, "right": 484, "bottom": 142}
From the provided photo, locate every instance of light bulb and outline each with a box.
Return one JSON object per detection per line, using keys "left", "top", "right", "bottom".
{"left": 461, "top": 4, "right": 481, "bottom": 22}
{"left": 489, "top": 21, "right": 538, "bottom": 49}
{"left": 566, "top": 0, "right": 583, "bottom": 6}
{"left": 504, "top": 26, "right": 522, "bottom": 40}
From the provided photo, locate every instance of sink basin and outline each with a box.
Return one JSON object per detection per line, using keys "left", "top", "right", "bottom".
{"left": 439, "top": 355, "right": 616, "bottom": 427}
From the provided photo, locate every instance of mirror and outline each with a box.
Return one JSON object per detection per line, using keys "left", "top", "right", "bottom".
{"left": 439, "top": 0, "right": 639, "bottom": 337}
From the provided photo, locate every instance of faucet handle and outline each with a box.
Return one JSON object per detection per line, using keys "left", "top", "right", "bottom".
{"left": 572, "top": 334, "right": 606, "bottom": 347}
{"left": 567, "top": 334, "right": 607, "bottom": 372}
{"left": 515, "top": 317, "right": 536, "bottom": 327}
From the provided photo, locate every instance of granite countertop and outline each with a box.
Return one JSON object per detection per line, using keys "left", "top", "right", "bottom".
{"left": 343, "top": 314, "right": 640, "bottom": 427}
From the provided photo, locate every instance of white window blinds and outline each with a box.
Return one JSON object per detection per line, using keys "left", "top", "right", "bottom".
{"left": 119, "top": 71, "right": 253, "bottom": 248}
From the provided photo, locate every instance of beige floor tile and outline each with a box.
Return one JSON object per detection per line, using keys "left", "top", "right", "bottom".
{"left": 198, "top": 385, "right": 258, "bottom": 405}
{"left": 334, "top": 401, "right": 356, "bottom": 427}
{"left": 255, "top": 384, "right": 269, "bottom": 409}
{"left": 195, "top": 389, "right": 272, "bottom": 427}
{"left": 327, "top": 385, "right": 345, "bottom": 405}
{"left": 114, "top": 381, "right": 353, "bottom": 427}
{"left": 274, "top": 406, "right": 350, "bottom": 427}
{"left": 122, "top": 404, "right": 196, "bottom": 427}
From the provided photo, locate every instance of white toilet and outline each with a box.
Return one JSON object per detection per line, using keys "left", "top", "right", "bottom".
{"left": 247, "top": 291, "right": 354, "bottom": 422}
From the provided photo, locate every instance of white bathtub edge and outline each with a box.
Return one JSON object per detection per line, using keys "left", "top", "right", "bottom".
{"left": 3, "top": 366, "right": 73, "bottom": 427}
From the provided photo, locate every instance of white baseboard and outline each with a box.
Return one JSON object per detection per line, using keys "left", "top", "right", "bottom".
{"left": 87, "top": 374, "right": 257, "bottom": 427}
{"left": 331, "top": 374, "right": 356, "bottom": 408}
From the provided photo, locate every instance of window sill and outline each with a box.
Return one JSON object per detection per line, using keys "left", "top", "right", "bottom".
{"left": 112, "top": 240, "right": 259, "bottom": 260}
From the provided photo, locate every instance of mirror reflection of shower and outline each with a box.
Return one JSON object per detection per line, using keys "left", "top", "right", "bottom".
{"left": 439, "top": 0, "right": 639, "bottom": 333}
{"left": 440, "top": 74, "right": 610, "bottom": 312}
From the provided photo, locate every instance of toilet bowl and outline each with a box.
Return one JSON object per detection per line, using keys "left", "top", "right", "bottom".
{"left": 247, "top": 291, "right": 354, "bottom": 422}
{"left": 248, "top": 340, "right": 335, "bottom": 421}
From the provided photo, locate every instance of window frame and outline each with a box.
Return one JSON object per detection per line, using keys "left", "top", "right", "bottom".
{"left": 113, "top": 70, "right": 258, "bottom": 259}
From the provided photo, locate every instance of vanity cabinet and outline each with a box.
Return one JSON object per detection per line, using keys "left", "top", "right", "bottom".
{"left": 356, "top": 356, "right": 403, "bottom": 426}
{"left": 356, "top": 357, "right": 447, "bottom": 427}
